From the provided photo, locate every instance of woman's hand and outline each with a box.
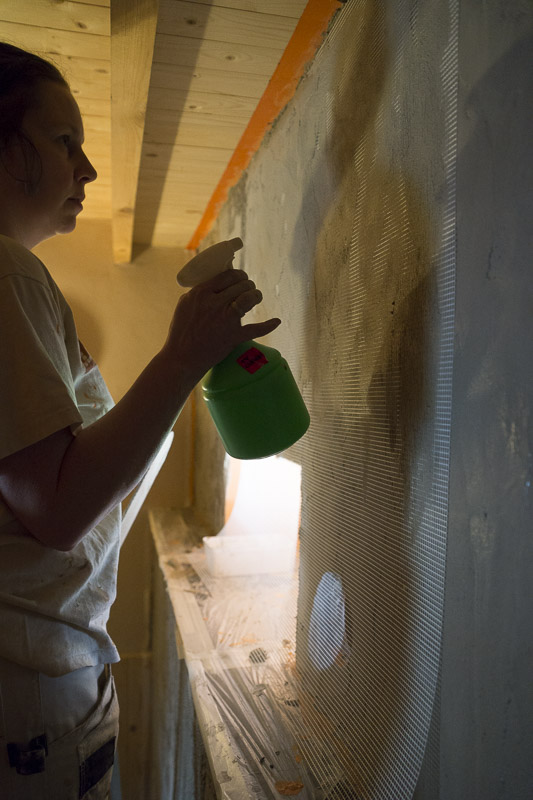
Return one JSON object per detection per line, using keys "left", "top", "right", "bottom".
{"left": 163, "top": 268, "right": 281, "bottom": 384}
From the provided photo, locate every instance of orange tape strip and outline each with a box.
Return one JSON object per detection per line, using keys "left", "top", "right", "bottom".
{"left": 187, "top": 0, "right": 344, "bottom": 250}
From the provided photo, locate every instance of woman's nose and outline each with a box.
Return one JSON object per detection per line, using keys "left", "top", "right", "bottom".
{"left": 77, "top": 150, "right": 97, "bottom": 184}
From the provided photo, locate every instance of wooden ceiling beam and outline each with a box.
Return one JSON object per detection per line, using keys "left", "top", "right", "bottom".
{"left": 110, "top": 0, "right": 159, "bottom": 263}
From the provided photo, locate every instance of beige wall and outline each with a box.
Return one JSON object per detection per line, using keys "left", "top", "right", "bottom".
{"left": 35, "top": 218, "right": 192, "bottom": 797}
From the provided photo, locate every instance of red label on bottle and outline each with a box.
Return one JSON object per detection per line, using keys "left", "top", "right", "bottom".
{"left": 237, "top": 347, "right": 268, "bottom": 374}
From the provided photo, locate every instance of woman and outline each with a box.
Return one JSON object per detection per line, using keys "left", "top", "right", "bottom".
{"left": 0, "top": 43, "right": 279, "bottom": 799}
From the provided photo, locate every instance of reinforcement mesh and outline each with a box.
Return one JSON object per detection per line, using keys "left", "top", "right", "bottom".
{"left": 195, "top": 0, "right": 458, "bottom": 796}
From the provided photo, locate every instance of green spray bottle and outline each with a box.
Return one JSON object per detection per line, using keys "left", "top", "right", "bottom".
{"left": 177, "top": 238, "right": 310, "bottom": 459}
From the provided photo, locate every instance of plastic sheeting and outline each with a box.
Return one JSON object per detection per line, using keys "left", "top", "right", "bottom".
{"left": 152, "top": 509, "right": 360, "bottom": 799}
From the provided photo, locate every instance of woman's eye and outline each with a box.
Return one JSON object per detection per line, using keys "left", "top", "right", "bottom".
{"left": 60, "top": 135, "right": 71, "bottom": 147}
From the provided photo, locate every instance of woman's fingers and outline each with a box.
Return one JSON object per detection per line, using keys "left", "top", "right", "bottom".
{"left": 199, "top": 269, "right": 267, "bottom": 319}
{"left": 203, "top": 268, "right": 249, "bottom": 293}
{"left": 166, "top": 265, "right": 281, "bottom": 381}
{"left": 240, "top": 317, "right": 281, "bottom": 340}
{"left": 230, "top": 288, "right": 262, "bottom": 318}
{"left": 219, "top": 277, "right": 258, "bottom": 303}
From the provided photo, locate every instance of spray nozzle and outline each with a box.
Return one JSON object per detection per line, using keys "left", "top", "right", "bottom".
{"left": 177, "top": 237, "right": 244, "bottom": 287}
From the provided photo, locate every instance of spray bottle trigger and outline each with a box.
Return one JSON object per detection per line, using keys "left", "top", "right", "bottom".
{"left": 176, "top": 238, "right": 244, "bottom": 287}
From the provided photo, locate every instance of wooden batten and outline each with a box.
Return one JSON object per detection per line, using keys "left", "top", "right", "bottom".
{"left": 110, "top": 0, "right": 159, "bottom": 264}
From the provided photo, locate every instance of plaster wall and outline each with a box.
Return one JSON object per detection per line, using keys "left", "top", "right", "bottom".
{"left": 34, "top": 220, "right": 192, "bottom": 798}
{"left": 439, "top": 5, "right": 533, "bottom": 797}
{"left": 199, "top": 0, "right": 532, "bottom": 797}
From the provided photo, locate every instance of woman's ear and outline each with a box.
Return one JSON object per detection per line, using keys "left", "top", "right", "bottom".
{"left": 0, "top": 133, "right": 41, "bottom": 194}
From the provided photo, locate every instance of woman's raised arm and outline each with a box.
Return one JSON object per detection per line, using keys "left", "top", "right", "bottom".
{"left": 0, "top": 268, "right": 280, "bottom": 550}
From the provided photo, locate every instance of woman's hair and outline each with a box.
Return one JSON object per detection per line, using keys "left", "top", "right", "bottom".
{"left": 0, "top": 42, "right": 70, "bottom": 186}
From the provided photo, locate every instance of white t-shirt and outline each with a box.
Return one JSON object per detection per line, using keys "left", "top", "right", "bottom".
{"left": 0, "top": 234, "right": 120, "bottom": 677}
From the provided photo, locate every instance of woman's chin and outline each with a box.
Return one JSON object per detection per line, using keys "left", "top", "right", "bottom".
{"left": 57, "top": 216, "right": 78, "bottom": 236}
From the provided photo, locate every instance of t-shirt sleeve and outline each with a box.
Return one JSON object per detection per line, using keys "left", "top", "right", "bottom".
{"left": 0, "top": 272, "right": 83, "bottom": 460}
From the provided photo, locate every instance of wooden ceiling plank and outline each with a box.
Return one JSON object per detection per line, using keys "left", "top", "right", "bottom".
{"left": 150, "top": 62, "right": 268, "bottom": 99}
{"left": 144, "top": 216, "right": 204, "bottom": 230}
{"left": 141, "top": 170, "right": 230, "bottom": 189}
{"left": 84, "top": 192, "right": 111, "bottom": 215}
{"left": 80, "top": 130, "right": 111, "bottom": 151}
{"left": 0, "top": 0, "right": 109, "bottom": 36}
{"left": 139, "top": 171, "right": 221, "bottom": 191}
{"left": 76, "top": 96, "right": 111, "bottom": 118}
{"left": 141, "top": 173, "right": 228, "bottom": 191}
{"left": 140, "top": 142, "right": 233, "bottom": 167}
{"left": 81, "top": 151, "right": 110, "bottom": 171}
{"left": 157, "top": 1, "right": 298, "bottom": 49}
{"left": 62, "top": 57, "right": 111, "bottom": 100}
{"left": 110, "top": 0, "right": 159, "bottom": 263}
{"left": 82, "top": 113, "right": 111, "bottom": 134}
{"left": 0, "top": 20, "right": 109, "bottom": 60}
{"left": 202, "top": 0, "right": 307, "bottom": 16}
{"left": 76, "top": 135, "right": 111, "bottom": 161}
{"left": 142, "top": 160, "right": 231, "bottom": 181}
{"left": 135, "top": 216, "right": 204, "bottom": 247}
{"left": 147, "top": 87, "right": 257, "bottom": 119}
{"left": 142, "top": 186, "right": 215, "bottom": 207}
{"left": 86, "top": 184, "right": 111, "bottom": 198}
{"left": 143, "top": 111, "right": 247, "bottom": 151}
{"left": 155, "top": 33, "right": 284, "bottom": 77}
{"left": 70, "top": 0, "right": 110, "bottom": 7}
{"left": 83, "top": 208, "right": 112, "bottom": 219}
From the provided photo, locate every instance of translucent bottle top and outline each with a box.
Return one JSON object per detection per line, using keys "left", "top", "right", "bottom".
{"left": 177, "top": 238, "right": 243, "bottom": 287}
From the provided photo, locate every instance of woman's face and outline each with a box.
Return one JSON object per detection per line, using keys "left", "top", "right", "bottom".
{"left": 3, "top": 79, "right": 97, "bottom": 248}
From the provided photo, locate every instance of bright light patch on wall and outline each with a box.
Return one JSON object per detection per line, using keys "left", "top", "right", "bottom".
{"left": 203, "top": 455, "right": 302, "bottom": 577}
{"left": 308, "top": 571, "right": 348, "bottom": 670}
